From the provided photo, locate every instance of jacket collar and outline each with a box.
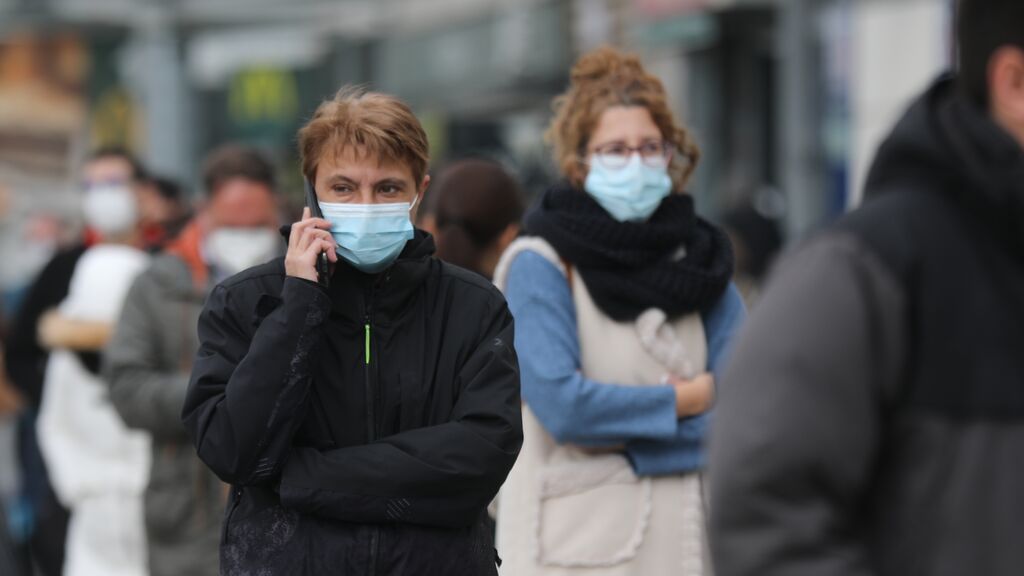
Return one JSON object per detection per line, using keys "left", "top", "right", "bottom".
{"left": 274, "top": 226, "right": 437, "bottom": 325}
{"left": 166, "top": 218, "right": 211, "bottom": 291}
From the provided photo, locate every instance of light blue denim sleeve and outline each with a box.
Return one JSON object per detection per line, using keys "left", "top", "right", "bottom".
{"left": 504, "top": 250, "right": 678, "bottom": 445}
{"left": 626, "top": 283, "right": 747, "bottom": 476}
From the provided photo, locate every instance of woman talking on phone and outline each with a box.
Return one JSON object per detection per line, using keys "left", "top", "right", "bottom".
{"left": 181, "top": 88, "right": 522, "bottom": 575}
{"left": 494, "top": 47, "right": 745, "bottom": 575}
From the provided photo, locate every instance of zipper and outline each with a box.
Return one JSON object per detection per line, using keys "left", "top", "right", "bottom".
{"left": 364, "top": 293, "right": 380, "bottom": 575}
{"left": 364, "top": 323, "right": 371, "bottom": 365}
{"left": 364, "top": 280, "right": 386, "bottom": 574}
{"left": 364, "top": 310, "right": 376, "bottom": 444}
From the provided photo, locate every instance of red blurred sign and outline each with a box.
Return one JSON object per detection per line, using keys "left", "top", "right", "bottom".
{"left": 634, "top": 0, "right": 712, "bottom": 18}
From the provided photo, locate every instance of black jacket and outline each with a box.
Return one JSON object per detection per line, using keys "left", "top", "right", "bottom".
{"left": 182, "top": 232, "right": 522, "bottom": 575}
{"left": 710, "top": 77, "right": 1024, "bottom": 576}
{"left": 6, "top": 244, "right": 87, "bottom": 406}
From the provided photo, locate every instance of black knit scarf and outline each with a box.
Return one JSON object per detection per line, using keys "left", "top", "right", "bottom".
{"left": 525, "top": 182, "right": 734, "bottom": 322}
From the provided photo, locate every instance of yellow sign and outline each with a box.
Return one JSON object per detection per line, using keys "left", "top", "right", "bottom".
{"left": 228, "top": 67, "right": 299, "bottom": 126}
{"left": 90, "top": 86, "right": 139, "bottom": 150}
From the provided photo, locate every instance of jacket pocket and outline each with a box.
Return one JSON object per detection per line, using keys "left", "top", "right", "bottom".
{"left": 535, "top": 453, "right": 652, "bottom": 568}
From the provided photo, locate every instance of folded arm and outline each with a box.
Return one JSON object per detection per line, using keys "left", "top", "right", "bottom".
{"left": 505, "top": 250, "right": 679, "bottom": 445}
{"left": 279, "top": 296, "right": 522, "bottom": 528}
{"left": 182, "top": 277, "right": 331, "bottom": 485}
{"left": 626, "top": 283, "right": 747, "bottom": 476}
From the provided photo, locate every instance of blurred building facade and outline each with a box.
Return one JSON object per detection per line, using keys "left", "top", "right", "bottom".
{"left": 0, "top": 0, "right": 955, "bottom": 294}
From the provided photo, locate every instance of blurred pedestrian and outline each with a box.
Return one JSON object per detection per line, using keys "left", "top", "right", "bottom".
{"left": 136, "top": 175, "right": 192, "bottom": 252}
{"left": 0, "top": 346, "right": 22, "bottom": 419}
{"left": 421, "top": 158, "right": 524, "bottom": 280}
{"left": 4, "top": 146, "right": 148, "bottom": 576}
{"left": 104, "top": 145, "right": 282, "bottom": 576}
{"left": 708, "top": 1, "right": 1024, "bottom": 575}
{"left": 35, "top": 190, "right": 152, "bottom": 576}
{"left": 0, "top": 501, "right": 22, "bottom": 576}
{"left": 720, "top": 202, "right": 783, "bottom": 307}
{"left": 181, "top": 88, "right": 521, "bottom": 575}
{"left": 493, "top": 47, "right": 745, "bottom": 576}
{"left": 0, "top": 311, "right": 29, "bottom": 576}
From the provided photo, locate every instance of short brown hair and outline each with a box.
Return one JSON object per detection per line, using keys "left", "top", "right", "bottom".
{"left": 202, "top": 145, "right": 276, "bottom": 197}
{"left": 298, "top": 87, "right": 430, "bottom": 184}
{"left": 547, "top": 47, "right": 700, "bottom": 191}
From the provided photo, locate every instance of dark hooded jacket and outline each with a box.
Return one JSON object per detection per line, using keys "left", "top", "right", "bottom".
{"left": 182, "top": 231, "right": 522, "bottom": 575}
{"left": 710, "top": 76, "right": 1024, "bottom": 576}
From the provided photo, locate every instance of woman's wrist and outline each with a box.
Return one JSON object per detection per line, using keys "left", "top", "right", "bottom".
{"left": 672, "top": 373, "right": 715, "bottom": 417}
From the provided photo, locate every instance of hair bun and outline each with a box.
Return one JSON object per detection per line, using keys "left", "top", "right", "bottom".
{"left": 570, "top": 46, "right": 645, "bottom": 86}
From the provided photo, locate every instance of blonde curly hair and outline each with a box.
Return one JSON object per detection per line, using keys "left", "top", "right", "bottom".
{"left": 546, "top": 47, "right": 700, "bottom": 191}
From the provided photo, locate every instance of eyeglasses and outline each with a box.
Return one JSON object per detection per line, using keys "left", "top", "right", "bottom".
{"left": 585, "top": 141, "right": 674, "bottom": 170}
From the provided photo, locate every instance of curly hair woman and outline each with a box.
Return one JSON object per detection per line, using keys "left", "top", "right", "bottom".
{"left": 493, "top": 47, "right": 745, "bottom": 575}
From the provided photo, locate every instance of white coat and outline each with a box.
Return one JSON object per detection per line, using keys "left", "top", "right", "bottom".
{"left": 37, "top": 244, "right": 152, "bottom": 576}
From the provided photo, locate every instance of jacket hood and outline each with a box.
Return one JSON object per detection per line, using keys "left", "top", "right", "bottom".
{"left": 864, "top": 75, "right": 1024, "bottom": 255}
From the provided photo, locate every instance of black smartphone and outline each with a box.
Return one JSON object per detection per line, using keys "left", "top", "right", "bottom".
{"left": 304, "top": 179, "right": 330, "bottom": 288}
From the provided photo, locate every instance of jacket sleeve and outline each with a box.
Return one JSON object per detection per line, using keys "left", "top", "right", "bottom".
{"left": 104, "top": 270, "right": 192, "bottom": 441}
{"left": 181, "top": 277, "right": 332, "bottom": 486}
{"left": 278, "top": 295, "right": 522, "bottom": 528}
{"left": 503, "top": 250, "right": 678, "bottom": 445}
{"left": 626, "top": 283, "right": 747, "bottom": 476}
{"left": 708, "top": 233, "right": 906, "bottom": 576}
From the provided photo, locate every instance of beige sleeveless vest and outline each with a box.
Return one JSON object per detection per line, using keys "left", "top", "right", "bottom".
{"left": 494, "top": 238, "right": 711, "bottom": 576}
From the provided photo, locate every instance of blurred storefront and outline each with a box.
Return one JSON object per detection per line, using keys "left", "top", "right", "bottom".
{"left": 0, "top": 0, "right": 957, "bottom": 272}
{"left": 628, "top": 0, "right": 953, "bottom": 239}
{"left": 0, "top": 31, "right": 90, "bottom": 305}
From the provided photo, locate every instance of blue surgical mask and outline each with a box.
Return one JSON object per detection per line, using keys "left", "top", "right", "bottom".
{"left": 319, "top": 197, "right": 418, "bottom": 274}
{"left": 584, "top": 154, "right": 673, "bottom": 222}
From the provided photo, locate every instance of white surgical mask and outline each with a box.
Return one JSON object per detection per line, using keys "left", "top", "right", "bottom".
{"left": 320, "top": 197, "right": 418, "bottom": 274}
{"left": 584, "top": 155, "right": 672, "bottom": 222}
{"left": 82, "top": 183, "right": 139, "bottom": 236}
{"left": 204, "top": 227, "right": 280, "bottom": 276}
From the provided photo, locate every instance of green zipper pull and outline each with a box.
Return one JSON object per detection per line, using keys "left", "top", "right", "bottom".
{"left": 364, "top": 323, "right": 371, "bottom": 365}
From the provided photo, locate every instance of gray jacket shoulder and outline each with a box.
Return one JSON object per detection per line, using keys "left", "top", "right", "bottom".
{"left": 709, "top": 228, "right": 908, "bottom": 576}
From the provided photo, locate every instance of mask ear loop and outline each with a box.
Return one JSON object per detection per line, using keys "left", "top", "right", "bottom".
{"left": 408, "top": 194, "right": 420, "bottom": 212}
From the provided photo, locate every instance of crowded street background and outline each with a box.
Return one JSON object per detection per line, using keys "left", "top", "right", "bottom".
{"left": 3, "top": 0, "right": 1008, "bottom": 575}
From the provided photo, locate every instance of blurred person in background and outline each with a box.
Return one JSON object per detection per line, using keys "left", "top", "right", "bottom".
{"left": 0, "top": 344, "right": 23, "bottom": 419}
{"left": 419, "top": 158, "right": 525, "bottom": 280}
{"left": 4, "top": 146, "right": 148, "bottom": 576}
{"left": 35, "top": 176, "right": 152, "bottom": 576}
{"left": 719, "top": 201, "right": 783, "bottom": 307}
{"left": 0, "top": 499, "right": 21, "bottom": 576}
{"left": 104, "top": 145, "right": 281, "bottom": 576}
{"left": 3, "top": 214, "right": 69, "bottom": 315}
{"left": 181, "top": 88, "right": 521, "bottom": 575}
{"left": 0, "top": 310, "right": 29, "bottom": 575}
{"left": 709, "top": 1, "right": 1024, "bottom": 575}
{"left": 493, "top": 47, "right": 744, "bottom": 576}
{"left": 137, "top": 175, "right": 192, "bottom": 252}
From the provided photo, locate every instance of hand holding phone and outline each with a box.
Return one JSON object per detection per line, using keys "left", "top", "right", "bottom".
{"left": 284, "top": 182, "right": 336, "bottom": 285}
